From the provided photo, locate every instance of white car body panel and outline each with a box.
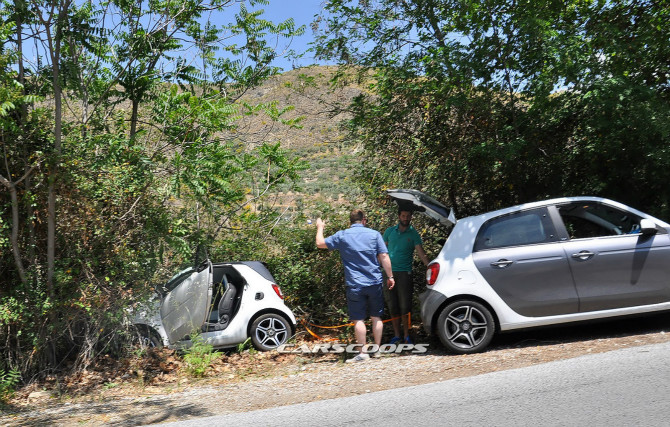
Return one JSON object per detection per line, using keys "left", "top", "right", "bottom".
{"left": 182, "top": 264, "right": 296, "bottom": 349}
{"left": 133, "top": 261, "right": 296, "bottom": 350}
{"left": 131, "top": 297, "right": 170, "bottom": 346}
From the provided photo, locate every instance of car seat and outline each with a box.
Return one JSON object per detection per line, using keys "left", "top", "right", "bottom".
{"left": 216, "top": 274, "right": 237, "bottom": 329}
{"left": 203, "top": 274, "right": 237, "bottom": 332}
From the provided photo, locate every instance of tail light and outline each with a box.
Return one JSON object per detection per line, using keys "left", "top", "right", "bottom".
{"left": 426, "top": 262, "right": 440, "bottom": 286}
{"left": 272, "top": 283, "right": 284, "bottom": 299}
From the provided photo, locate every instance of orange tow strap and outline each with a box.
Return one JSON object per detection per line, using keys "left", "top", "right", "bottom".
{"left": 301, "top": 313, "right": 411, "bottom": 341}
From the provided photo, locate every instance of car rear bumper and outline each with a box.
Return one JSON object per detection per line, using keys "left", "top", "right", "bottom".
{"left": 419, "top": 288, "right": 447, "bottom": 334}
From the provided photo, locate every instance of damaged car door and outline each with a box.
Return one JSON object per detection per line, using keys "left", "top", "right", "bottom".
{"left": 160, "top": 260, "right": 213, "bottom": 343}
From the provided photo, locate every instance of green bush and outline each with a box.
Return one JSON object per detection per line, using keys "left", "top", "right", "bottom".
{"left": 265, "top": 225, "right": 348, "bottom": 323}
{"left": 0, "top": 368, "right": 21, "bottom": 402}
{"left": 211, "top": 209, "right": 352, "bottom": 325}
{"left": 181, "top": 332, "right": 221, "bottom": 378}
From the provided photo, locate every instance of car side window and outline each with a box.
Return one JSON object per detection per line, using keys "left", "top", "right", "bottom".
{"left": 558, "top": 203, "right": 642, "bottom": 239}
{"left": 164, "top": 268, "right": 195, "bottom": 293}
{"left": 474, "top": 208, "right": 557, "bottom": 251}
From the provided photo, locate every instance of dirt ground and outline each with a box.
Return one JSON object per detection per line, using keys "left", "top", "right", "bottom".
{"left": 2, "top": 312, "right": 670, "bottom": 426}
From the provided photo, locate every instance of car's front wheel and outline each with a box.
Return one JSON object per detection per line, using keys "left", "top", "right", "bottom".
{"left": 250, "top": 313, "right": 291, "bottom": 351}
{"left": 132, "top": 326, "right": 163, "bottom": 349}
{"left": 436, "top": 300, "right": 495, "bottom": 354}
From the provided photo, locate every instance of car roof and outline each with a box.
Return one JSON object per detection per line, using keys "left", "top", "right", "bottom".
{"left": 441, "top": 197, "right": 670, "bottom": 259}
{"left": 461, "top": 196, "right": 670, "bottom": 228}
{"left": 211, "top": 261, "right": 275, "bottom": 282}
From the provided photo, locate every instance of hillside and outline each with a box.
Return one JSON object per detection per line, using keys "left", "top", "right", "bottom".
{"left": 238, "top": 66, "right": 365, "bottom": 206}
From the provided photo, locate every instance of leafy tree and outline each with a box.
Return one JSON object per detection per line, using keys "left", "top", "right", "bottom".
{"left": 314, "top": 0, "right": 670, "bottom": 218}
{"left": 0, "top": 0, "right": 305, "bottom": 377}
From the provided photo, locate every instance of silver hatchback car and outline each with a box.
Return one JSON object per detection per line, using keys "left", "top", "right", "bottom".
{"left": 388, "top": 190, "right": 670, "bottom": 354}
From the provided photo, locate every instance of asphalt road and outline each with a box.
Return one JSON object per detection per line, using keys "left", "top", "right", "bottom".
{"left": 153, "top": 340, "right": 670, "bottom": 427}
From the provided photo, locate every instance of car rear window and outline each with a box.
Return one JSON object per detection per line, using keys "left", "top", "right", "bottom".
{"left": 474, "top": 208, "right": 557, "bottom": 251}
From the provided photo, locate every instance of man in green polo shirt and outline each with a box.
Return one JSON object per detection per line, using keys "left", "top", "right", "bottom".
{"left": 383, "top": 208, "right": 429, "bottom": 344}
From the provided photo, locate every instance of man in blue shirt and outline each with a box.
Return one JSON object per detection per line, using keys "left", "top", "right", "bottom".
{"left": 316, "top": 209, "right": 395, "bottom": 362}
{"left": 383, "top": 209, "right": 429, "bottom": 345}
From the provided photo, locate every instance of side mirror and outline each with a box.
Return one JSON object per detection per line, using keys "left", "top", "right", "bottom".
{"left": 640, "top": 218, "right": 657, "bottom": 235}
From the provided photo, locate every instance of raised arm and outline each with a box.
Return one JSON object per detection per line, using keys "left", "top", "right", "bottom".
{"left": 315, "top": 218, "right": 328, "bottom": 249}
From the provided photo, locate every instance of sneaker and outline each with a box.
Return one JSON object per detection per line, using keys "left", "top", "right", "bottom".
{"left": 346, "top": 353, "right": 370, "bottom": 363}
{"left": 371, "top": 350, "right": 382, "bottom": 358}
{"left": 389, "top": 336, "right": 401, "bottom": 345}
{"left": 404, "top": 335, "right": 413, "bottom": 344}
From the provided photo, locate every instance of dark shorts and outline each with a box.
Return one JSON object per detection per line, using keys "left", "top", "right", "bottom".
{"left": 346, "top": 284, "right": 384, "bottom": 321}
{"left": 383, "top": 271, "right": 413, "bottom": 316}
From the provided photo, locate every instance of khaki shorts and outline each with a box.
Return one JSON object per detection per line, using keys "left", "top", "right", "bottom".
{"left": 383, "top": 271, "right": 413, "bottom": 316}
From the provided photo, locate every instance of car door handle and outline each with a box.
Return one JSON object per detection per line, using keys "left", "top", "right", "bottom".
{"left": 490, "top": 259, "right": 514, "bottom": 268}
{"left": 571, "top": 251, "right": 595, "bottom": 261}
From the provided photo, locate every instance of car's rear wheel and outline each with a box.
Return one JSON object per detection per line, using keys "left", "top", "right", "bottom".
{"left": 436, "top": 300, "right": 495, "bottom": 354}
{"left": 250, "top": 313, "right": 291, "bottom": 351}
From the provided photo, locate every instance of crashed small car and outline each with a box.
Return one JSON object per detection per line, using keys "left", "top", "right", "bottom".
{"left": 387, "top": 190, "right": 670, "bottom": 354}
{"left": 133, "top": 260, "right": 296, "bottom": 351}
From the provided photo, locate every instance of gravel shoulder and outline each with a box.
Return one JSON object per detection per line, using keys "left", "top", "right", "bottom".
{"left": 3, "top": 313, "right": 670, "bottom": 426}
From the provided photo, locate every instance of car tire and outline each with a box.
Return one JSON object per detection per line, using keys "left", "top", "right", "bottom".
{"left": 436, "top": 300, "right": 495, "bottom": 354}
{"left": 133, "top": 326, "right": 163, "bottom": 349}
{"left": 250, "top": 313, "right": 291, "bottom": 351}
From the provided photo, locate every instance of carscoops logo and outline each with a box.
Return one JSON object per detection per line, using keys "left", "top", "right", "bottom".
{"left": 277, "top": 343, "right": 429, "bottom": 354}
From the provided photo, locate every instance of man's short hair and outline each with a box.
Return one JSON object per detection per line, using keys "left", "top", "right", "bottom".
{"left": 350, "top": 209, "right": 365, "bottom": 224}
{"left": 398, "top": 208, "right": 413, "bottom": 216}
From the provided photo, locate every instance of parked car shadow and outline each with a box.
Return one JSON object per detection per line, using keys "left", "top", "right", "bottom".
{"left": 491, "top": 311, "right": 670, "bottom": 350}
